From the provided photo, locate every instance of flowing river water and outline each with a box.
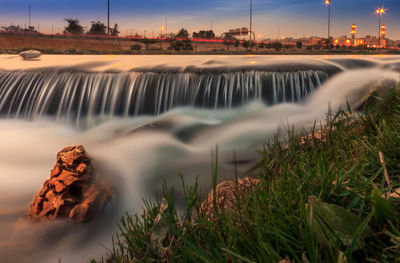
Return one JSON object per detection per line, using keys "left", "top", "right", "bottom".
{"left": 0, "top": 55, "right": 399, "bottom": 262}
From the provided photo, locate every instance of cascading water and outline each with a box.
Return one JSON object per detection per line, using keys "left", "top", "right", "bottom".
{"left": 0, "top": 55, "right": 399, "bottom": 263}
{"left": 0, "top": 70, "right": 327, "bottom": 127}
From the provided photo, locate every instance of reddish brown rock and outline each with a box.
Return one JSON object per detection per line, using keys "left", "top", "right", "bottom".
{"left": 27, "top": 145, "right": 112, "bottom": 223}
{"left": 200, "top": 177, "right": 260, "bottom": 218}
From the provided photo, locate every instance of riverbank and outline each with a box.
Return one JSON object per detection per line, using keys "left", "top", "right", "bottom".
{"left": 94, "top": 85, "right": 400, "bottom": 262}
{"left": 1, "top": 34, "right": 400, "bottom": 55}
{"left": 2, "top": 47, "right": 400, "bottom": 56}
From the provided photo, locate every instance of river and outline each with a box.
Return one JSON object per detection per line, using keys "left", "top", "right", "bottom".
{"left": 0, "top": 55, "right": 399, "bottom": 262}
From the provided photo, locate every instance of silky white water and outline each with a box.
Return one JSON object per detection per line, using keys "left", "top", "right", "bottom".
{"left": 0, "top": 55, "right": 399, "bottom": 262}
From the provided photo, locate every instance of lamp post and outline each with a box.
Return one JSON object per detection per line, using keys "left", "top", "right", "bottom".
{"left": 28, "top": 5, "right": 31, "bottom": 29}
{"left": 250, "top": 0, "right": 253, "bottom": 42}
{"left": 325, "top": 0, "right": 332, "bottom": 46}
{"left": 107, "top": 0, "right": 110, "bottom": 35}
{"left": 376, "top": 7, "right": 385, "bottom": 48}
{"left": 160, "top": 26, "right": 164, "bottom": 38}
{"left": 165, "top": 16, "right": 168, "bottom": 38}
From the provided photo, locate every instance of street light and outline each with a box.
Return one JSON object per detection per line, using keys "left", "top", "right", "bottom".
{"left": 376, "top": 7, "right": 386, "bottom": 48}
{"left": 325, "top": 0, "right": 332, "bottom": 46}
{"left": 28, "top": 5, "right": 31, "bottom": 29}
{"left": 107, "top": 0, "right": 110, "bottom": 35}
{"left": 160, "top": 26, "right": 165, "bottom": 38}
{"left": 250, "top": 0, "right": 253, "bottom": 42}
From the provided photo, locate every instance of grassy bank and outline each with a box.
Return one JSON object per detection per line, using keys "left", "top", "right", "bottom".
{"left": 93, "top": 86, "right": 400, "bottom": 263}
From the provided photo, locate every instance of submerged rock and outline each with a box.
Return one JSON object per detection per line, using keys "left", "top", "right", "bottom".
{"left": 19, "top": 50, "right": 41, "bottom": 60}
{"left": 27, "top": 145, "right": 112, "bottom": 223}
{"left": 200, "top": 177, "right": 259, "bottom": 218}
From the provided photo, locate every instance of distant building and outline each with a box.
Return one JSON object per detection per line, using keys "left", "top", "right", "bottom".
{"left": 385, "top": 38, "right": 399, "bottom": 48}
{"left": 358, "top": 35, "right": 385, "bottom": 48}
{"left": 333, "top": 35, "right": 352, "bottom": 47}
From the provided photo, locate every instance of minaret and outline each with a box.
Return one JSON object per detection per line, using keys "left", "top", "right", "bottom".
{"left": 380, "top": 24, "right": 386, "bottom": 48}
{"left": 351, "top": 24, "right": 356, "bottom": 46}
{"left": 381, "top": 24, "right": 386, "bottom": 39}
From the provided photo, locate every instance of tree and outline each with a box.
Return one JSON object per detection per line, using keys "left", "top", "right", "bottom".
{"left": 110, "top": 24, "right": 120, "bottom": 36}
{"left": 296, "top": 41, "right": 303, "bottom": 49}
{"left": 88, "top": 21, "right": 106, "bottom": 35}
{"left": 1, "top": 25, "right": 38, "bottom": 33}
{"left": 167, "top": 33, "right": 176, "bottom": 39}
{"left": 168, "top": 40, "right": 193, "bottom": 51}
{"left": 25, "top": 26, "right": 37, "bottom": 33}
{"left": 192, "top": 30, "right": 215, "bottom": 39}
{"left": 315, "top": 41, "right": 322, "bottom": 50}
{"left": 272, "top": 42, "right": 283, "bottom": 51}
{"left": 192, "top": 32, "right": 199, "bottom": 38}
{"left": 242, "top": 40, "right": 251, "bottom": 49}
{"left": 176, "top": 28, "right": 189, "bottom": 39}
{"left": 234, "top": 40, "right": 240, "bottom": 51}
{"left": 2, "top": 25, "right": 23, "bottom": 32}
{"left": 223, "top": 40, "right": 233, "bottom": 51}
{"left": 64, "top": 19, "right": 84, "bottom": 35}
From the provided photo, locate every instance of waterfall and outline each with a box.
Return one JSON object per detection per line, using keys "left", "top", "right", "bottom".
{"left": 0, "top": 70, "right": 328, "bottom": 126}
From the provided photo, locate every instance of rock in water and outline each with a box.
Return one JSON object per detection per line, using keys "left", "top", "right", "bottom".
{"left": 19, "top": 50, "right": 41, "bottom": 60}
{"left": 28, "top": 145, "right": 112, "bottom": 223}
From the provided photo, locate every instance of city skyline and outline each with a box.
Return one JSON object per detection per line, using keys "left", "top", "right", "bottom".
{"left": 1, "top": 0, "right": 400, "bottom": 40}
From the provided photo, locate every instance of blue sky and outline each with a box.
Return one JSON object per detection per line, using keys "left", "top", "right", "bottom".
{"left": 1, "top": 0, "right": 399, "bottom": 39}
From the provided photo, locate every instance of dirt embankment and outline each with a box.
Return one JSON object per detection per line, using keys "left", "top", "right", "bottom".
{"left": 0, "top": 35, "right": 129, "bottom": 51}
{"left": 0, "top": 34, "right": 246, "bottom": 53}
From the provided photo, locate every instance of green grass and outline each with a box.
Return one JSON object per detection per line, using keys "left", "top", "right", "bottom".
{"left": 92, "top": 86, "right": 400, "bottom": 263}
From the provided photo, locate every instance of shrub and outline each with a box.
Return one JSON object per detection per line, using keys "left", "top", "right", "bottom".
{"left": 168, "top": 40, "right": 193, "bottom": 51}
{"left": 130, "top": 44, "right": 142, "bottom": 51}
{"left": 272, "top": 42, "right": 282, "bottom": 51}
{"left": 241, "top": 40, "right": 252, "bottom": 49}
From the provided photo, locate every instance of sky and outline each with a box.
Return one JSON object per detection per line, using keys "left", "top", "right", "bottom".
{"left": 0, "top": 0, "right": 399, "bottom": 40}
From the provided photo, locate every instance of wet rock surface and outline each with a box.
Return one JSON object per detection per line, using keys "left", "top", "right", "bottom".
{"left": 27, "top": 145, "right": 112, "bottom": 223}
{"left": 19, "top": 50, "right": 41, "bottom": 60}
{"left": 200, "top": 177, "right": 259, "bottom": 218}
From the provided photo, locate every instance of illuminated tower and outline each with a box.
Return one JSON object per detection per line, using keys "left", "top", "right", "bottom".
{"left": 351, "top": 24, "right": 356, "bottom": 46}
{"left": 380, "top": 24, "right": 386, "bottom": 48}
{"left": 381, "top": 24, "right": 386, "bottom": 39}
